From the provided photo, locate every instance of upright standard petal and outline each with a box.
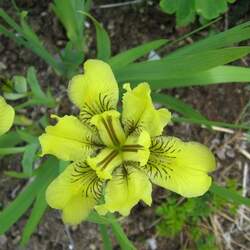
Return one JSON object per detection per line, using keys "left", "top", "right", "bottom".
{"left": 39, "top": 115, "right": 101, "bottom": 162}
{"left": 90, "top": 110, "right": 126, "bottom": 148}
{"left": 0, "top": 96, "right": 15, "bottom": 136}
{"left": 46, "top": 161, "right": 103, "bottom": 225}
{"left": 68, "top": 60, "right": 119, "bottom": 124}
{"left": 122, "top": 129, "right": 151, "bottom": 166}
{"left": 87, "top": 147, "right": 123, "bottom": 180}
{"left": 95, "top": 164, "right": 152, "bottom": 216}
{"left": 142, "top": 136, "right": 216, "bottom": 198}
{"left": 122, "top": 83, "right": 171, "bottom": 137}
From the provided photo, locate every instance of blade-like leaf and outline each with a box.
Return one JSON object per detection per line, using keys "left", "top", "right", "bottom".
{"left": 0, "top": 146, "right": 26, "bottom": 156}
{"left": 0, "top": 157, "right": 59, "bottom": 234}
{"left": 86, "top": 211, "right": 113, "bottom": 225}
{"left": 0, "top": 131, "right": 22, "bottom": 147}
{"left": 168, "top": 22, "right": 250, "bottom": 58}
{"left": 149, "top": 65, "right": 250, "bottom": 89}
{"left": 115, "top": 47, "right": 250, "bottom": 82}
{"left": 173, "top": 117, "right": 250, "bottom": 130}
{"left": 99, "top": 224, "right": 113, "bottom": 250}
{"left": 109, "top": 39, "right": 168, "bottom": 70}
{"left": 26, "top": 67, "right": 46, "bottom": 99}
{"left": 21, "top": 142, "right": 39, "bottom": 176}
{"left": 109, "top": 214, "right": 136, "bottom": 250}
{"left": 20, "top": 189, "right": 47, "bottom": 245}
{"left": 152, "top": 93, "right": 207, "bottom": 120}
{"left": 210, "top": 183, "right": 250, "bottom": 206}
{"left": 79, "top": 11, "right": 111, "bottom": 61}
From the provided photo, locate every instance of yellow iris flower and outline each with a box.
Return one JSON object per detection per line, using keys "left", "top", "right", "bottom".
{"left": 39, "top": 59, "right": 216, "bottom": 225}
{"left": 0, "top": 96, "right": 15, "bottom": 136}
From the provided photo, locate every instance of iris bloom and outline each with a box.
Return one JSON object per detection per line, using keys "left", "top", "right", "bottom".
{"left": 39, "top": 60, "right": 216, "bottom": 225}
{"left": 0, "top": 96, "right": 15, "bottom": 136}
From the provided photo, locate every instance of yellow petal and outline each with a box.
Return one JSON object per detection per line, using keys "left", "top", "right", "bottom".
{"left": 90, "top": 110, "right": 126, "bottom": 148}
{"left": 122, "top": 83, "right": 171, "bottom": 137}
{"left": 46, "top": 161, "right": 103, "bottom": 225}
{"left": 143, "top": 136, "right": 216, "bottom": 197}
{"left": 62, "top": 193, "right": 96, "bottom": 225}
{"left": 95, "top": 166, "right": 152, "bottom": 216}
{"left": 39, "top": 115, "right": 99, "bottom": 161}
{"left": 68, "top": 60, "right": 119, "bottom": 124}
{"left": 87, "top": 147, "right": 122, "bottom": 179}
{"left": 122, "top": 129, "right": 151, "bottom": 166}
{"left": 0, "top": 96, "right": 15, "bottom": 136}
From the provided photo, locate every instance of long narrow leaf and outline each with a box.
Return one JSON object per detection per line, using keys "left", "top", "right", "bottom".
{"left": 0, "top": 146, "right": 26, "bottom": 155}
{"left": 149, "top": 65, "right": 250, "bottom": 89}
{"left": 173, "top": 117, "right": 249, "bottom": 130}
{"left": 0, "top": 157, "right": 59, "bottom": 234}
{"left": 168, "top": 21, "right": 250, "bottom": 58}
{"left": 109, "top": 39, "right": 168, "bottom": 70}
{"left": 153, "top": 93, "right": 207, "bottom": 120}
{"left": 21, "top": 142, "right": 39, "bottom": 176}
{"left": 20, "top": 189, "right": 48, "bottom": 245}
{"left": 99, "top": 224, "right": 113, "bottom": 250}
{"left": 27, "top": 67, "right": 46, "bottom": 99}
{"left": 115, "top": 47, "right": 250, "bottom": 82}
{"left": 210, "top": 183, "right": 250, "bottom": 206}
{"left": 79, "top": 11, "right": 111, "bottom": 61}
{"left": 0, "top": 132, "right": 22, "bottom": 147}
{"left": 109, "top": 215, "right": 136, "bottom": 250}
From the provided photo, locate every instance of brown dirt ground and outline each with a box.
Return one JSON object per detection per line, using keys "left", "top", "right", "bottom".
{"left": 0, "top": 0, "right": 250, "bottom": 250}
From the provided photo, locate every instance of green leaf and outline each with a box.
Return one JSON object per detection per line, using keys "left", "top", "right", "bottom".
{"left": 195, "top": 0, "right": 228, "bottom": 20}
{"left": 20, "top": 189, "right": 48, "bottom": 245}
{"left": 0, "top": 131, "right": 22, "bottom": 148}
{"left": 86, "top": 211, "right": 113, "bottom": 225}
{"left": 160, "top": 0, "right": 196, "bottom": 27}
{"left": 152, "top": 93, "right": 207, "bottom": 120}
{"left": 14, "top": 115, "right": 33, "bottom": 126}
{"left": 109, "top": 39, "right": 168, "bottom": 71}
{"left": 0, "top": 9, "right": 62, "bottom": 74}
{"left": 176, "top": 0, "right": 196, "bottom": 27}
{"left": 99, "top": 224, "right": 113, "bottom": 250}
{"left": 16, "top": 129, "right": 37, "bottom": 144}
{"left": 26, "top": 67, "right": 46, "bottom": 99}
{"left": 4, "top": 171, "right": 31, "bottom": 179}
{"left": 0, "top": 157, "right": 59, "bottom": 234}
{"left": 109, "top": 214, "right": 136, "bottom": 250}
{"left": 160, "top": 0, "right": 177, "bottom": 14}
{"left": 52, "top": 0, "right": 89, "bottom": 51}
{"left": 3, "top": 92, "right": 27, "bottom": 100}
{"left": 21, "top": 142, "right": 39, "bottom": 176}
{"left": 116, "top": 47, "right": 250, "bottom": 82}
{"left": 173, "top": 117, "right": 250, "bottom": 130}
{"left": 149, "top": 66, "right": 250, "bottom": 89}
{"left": 13, "top": 75, "right": 27, "bottom": 93}
{"left": 25, "top": 67, "right": 56, "bottom": 108}
{"left": 210, "top": 183, "right": 250, "bottom": 206}
{"left": 168, "top": 22, "right": 250, "bottom": 58}
{"left": 79, "top": 11, "right": 111, "bottom": 61}
{"left": 0, "top": 146, "right": 26, "bottom": 156}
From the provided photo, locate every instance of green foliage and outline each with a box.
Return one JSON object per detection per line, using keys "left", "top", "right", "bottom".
{"left": 79, "top": 11, "right": 111, "bottom": 61}
{"left": 0, "top": 1, "right": 92, "bottom": 78}
{"left": 0, "top": 9, "right": 62, "bottom": 73}
{"left": 160, "top": 0, "right": 236, "bottom": 27}
{"left": 1, "top": 67, "right": 56, "bottom": 110}
{"left": 156, "top": 181, "right": 240, "bottom": 249}
{"left": 1, "top": 2, "right": 250, "bottom": 248}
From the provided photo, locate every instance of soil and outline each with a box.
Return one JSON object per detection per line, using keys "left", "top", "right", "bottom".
{"left": 0, "top": 0, "right": 250, "bottom": 250}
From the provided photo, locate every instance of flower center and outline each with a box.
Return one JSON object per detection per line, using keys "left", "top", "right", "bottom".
{"left": 88, "top": 110, "right": 151, "bottom": 179}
